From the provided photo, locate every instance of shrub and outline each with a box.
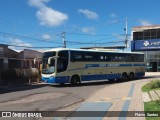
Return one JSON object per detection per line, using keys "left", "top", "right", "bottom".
{"left": 156, "top": 100, "right": 160, "bottom": 105}
{"left": 1, "top": 68, "right": 41, "bottom": 84}
{"left": 146, "top": 80, "right": 160, "bottom": 89}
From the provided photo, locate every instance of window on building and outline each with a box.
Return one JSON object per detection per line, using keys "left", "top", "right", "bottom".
{"left": 151, "top": 29, "right": 157, "bottom": 39}
{"left": 133, "top": 32, "right": 143, "bottom": 40}
{"left": 144, "top": 30, "right": 151, "bottom": 40}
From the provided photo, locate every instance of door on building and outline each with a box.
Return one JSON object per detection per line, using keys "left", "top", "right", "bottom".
{"left": 157, "top": 61, "right": 160, "bottom": 72}
{"left": 0, "top": 59, "right": 3, "bottom": 70}
{"left": 150, "top": 62, "right": 157, "bottom": 72}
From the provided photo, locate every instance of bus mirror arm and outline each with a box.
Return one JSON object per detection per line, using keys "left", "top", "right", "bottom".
{"left": 34, "top": 57, "right": 42, "bottom": 65}
{"left": 34, "top": 58, "right": 36, "bottom": 65}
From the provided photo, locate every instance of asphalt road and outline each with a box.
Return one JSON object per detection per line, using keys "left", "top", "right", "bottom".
{"left": 0, "top": 73, "right": 158, "bottom": 113}
{"left": 0, "top": 80, "right": 114, "bottom": 111}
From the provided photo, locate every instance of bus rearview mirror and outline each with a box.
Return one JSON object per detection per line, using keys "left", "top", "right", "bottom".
{"left": 48, "top": 57, "right": 56, "bottom": 65}
{"left": 48, "top": 58, "right": 51, "bottom": 65}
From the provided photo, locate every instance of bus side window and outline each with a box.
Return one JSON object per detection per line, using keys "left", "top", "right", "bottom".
{"left": 70, "top": 51, "right": 83, "bottom": 61}
{"left": 84, "top": 52, "right": 96, "bottom": 61}
{"left": 125, "top": 54, "right": 131, "bottom": 62}
{"left": 57, "top": 58, "right": 68, "bottom": 73}
{"left": 58, "top": 51, "right": 68, "bottom": 61}
{"left": 58, "top": 51, "right": 68, "bottom": 73}
{"left": 100, "top": 56, "right": 104, "bottom": 60}
{"left": 131, "top": 54, "right": 135, "bottom": 62}
{"left": 134, "top": 54, "right": 144, "bottom": 62}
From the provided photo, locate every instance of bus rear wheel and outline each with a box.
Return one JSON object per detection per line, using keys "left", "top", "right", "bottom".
{"left": 60, "top": 83, "right": 65, "bottom": 86}
{"left": 122, "top": 73, "right": 128, "bottom": 80}
{"left": 71, "top": 75, "right": 80, "bottom": 86}
{"left": 129, "top": 72, "right": 135, "bottom": 80}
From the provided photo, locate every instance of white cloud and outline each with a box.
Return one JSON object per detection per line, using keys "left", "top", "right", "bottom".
{"left": 109, "top": 19, "right": 119, "bottom": 24}
{"left": 28, "top": 0, "right": 68, "bottom": 27}
{"left": 9, "top": 39, "right": 32, "bottom": 52}
{"left": 28, "top": 0, "right": 50, "bottom": 8}
{"left": 112, "top": 33, "right": 125, "bottom": 40}
{"left": 78, "top": 9, "right": 99, "bottom": 20}
{"left": 41, "top": 34, "right": 51, "bottom": 40}
{"left": 11, "top": 39, "right": 32, "bottom": 47}
{"left": 82, "top": 27, "right": 96, "bottom": 34}
{"left": 139, "top": 19, "right": 152, "bottom": 26}
{"left": 36, "top": 7, "right": 68, "bottom": 26}
{"left": 110, "top": 12, "right": 117, "bottom": 18}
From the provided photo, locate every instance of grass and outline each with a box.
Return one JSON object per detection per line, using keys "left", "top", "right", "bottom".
{"left": 142, "top": 80, "right": 160, "bottom": 120}
{"left": 142, "top": 80, "right": 160, "bottom": 92}
{"left": 144, "top": 101, "right": 160, "bottom": 120}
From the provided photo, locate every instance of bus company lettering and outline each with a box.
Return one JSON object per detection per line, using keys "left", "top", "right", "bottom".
{"left": 99, "top": 64, "right": 106, "bottom": 67}
{"left": 107, "top": 64, "right": 119, "bottom": 67}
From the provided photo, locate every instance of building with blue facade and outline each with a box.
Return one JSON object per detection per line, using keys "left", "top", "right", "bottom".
{"left": 131, "top": 25, "right": 160, "bottom": 72}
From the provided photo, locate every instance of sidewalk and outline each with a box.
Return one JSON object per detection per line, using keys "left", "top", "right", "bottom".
{"left": 60, "top": 73, "right": 160, "bottom": 120}
{"left": 85, "top": 79, "right": 146, "bottom": 120}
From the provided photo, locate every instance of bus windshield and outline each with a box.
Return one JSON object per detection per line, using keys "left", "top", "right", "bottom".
{"left": 42, "top": 52, "right": 56, "bottom": 74}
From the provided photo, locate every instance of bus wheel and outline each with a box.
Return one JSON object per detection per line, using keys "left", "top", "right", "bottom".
{"left": 122, "top": 73, "right": 128, "bottom": 80}
{"left": 129, "top": 72, "right": 134, "bottom": 80}
{"left": 71, "top": 75, "right": 80, "bottom": 86}
{"left": 60, "top": 83, "right": 65, "bottom": 86}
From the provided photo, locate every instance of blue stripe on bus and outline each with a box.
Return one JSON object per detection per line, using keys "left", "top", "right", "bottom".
{"left": 68, "top": 68, "right": 85, "bottom": 71}
{"left": 134, "top": 64, "right": 145, "bottom": 66}
{"left": 81, "top": 74, "right": 121, "bottom": 81}
{"left": 135, "top": 72, "right": 145, "bottom": 77}
{"left": 85, "top": 64, "right": 145, "bottom": 68}
{"left": 68, "top": 64, "right": 145, "bottom": 71}
{"left": 85, "top": 64, "right": 100, "bottom": 68}
{"left": 42, "top": 72, "right": 145, "bottom": 84}
{"left": 42, "top": 76, "right": 70, "bottom": 83}
{"left": 119, "top": 64, "right": 132, "bottom": 66}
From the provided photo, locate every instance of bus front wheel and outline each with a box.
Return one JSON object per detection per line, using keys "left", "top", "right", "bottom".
{"left": 71, "top": 75, "right": 80, "bottom": 86}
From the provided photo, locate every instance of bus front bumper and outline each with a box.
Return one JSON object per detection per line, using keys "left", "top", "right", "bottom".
{"left": 42, "top": 76, "right": 70, "bottom": 84}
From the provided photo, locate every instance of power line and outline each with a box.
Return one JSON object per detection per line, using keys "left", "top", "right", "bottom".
{"left": 1, "top": 43, "right": 62, "bottom": 49}
{"left": 66, "top": 32, "right": 124, "bottom": 37}
{"left": 67, "top": 40, "right": 124, "bottom": 45}
{"left": 66, "top": 32, "right": 131, "bottom": 37}
{"left": 9, "top": 45, "right": 63, "bottom": 48}
{"left": 0, "top": 31, "right": 62, "bottom": 44}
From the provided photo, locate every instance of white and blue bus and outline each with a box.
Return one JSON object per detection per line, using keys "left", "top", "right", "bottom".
{"left": 39, "top": 48, "right": 145, "bottom": 85}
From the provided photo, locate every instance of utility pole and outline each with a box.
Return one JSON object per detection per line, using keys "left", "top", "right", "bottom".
{"left": 62, "top": 32, "right": 66, "bottom": 48}
{"left": 124, "top": 17, "right": 128, "bottom": 48}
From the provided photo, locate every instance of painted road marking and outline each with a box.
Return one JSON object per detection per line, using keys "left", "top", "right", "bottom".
{"left": 67, "top": 102, "right": 112, "bottom": 120}
{"left": 94, "top": 97, "right": 131, "bottom": 102}
{"left": 122, "top": 97, "right": 131, "bottom": 100}
{"left": 118, "top": 83, "right": 135, "bottom": 120}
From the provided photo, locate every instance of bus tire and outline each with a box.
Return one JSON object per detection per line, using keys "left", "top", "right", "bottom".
{"left": 122, "top": 72, "right": 128, "bottom": 80}
{"left": 71, "top": 75, "right": 80, "bottom": 86}
{"left": 108, "top": 79, "right": 116, "bottom": 83}
{"left": 60, "top": 83, "right": 65, "bottom": 86}
{"left": 129, "top": 72, "right": 134, "bottom": 80}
